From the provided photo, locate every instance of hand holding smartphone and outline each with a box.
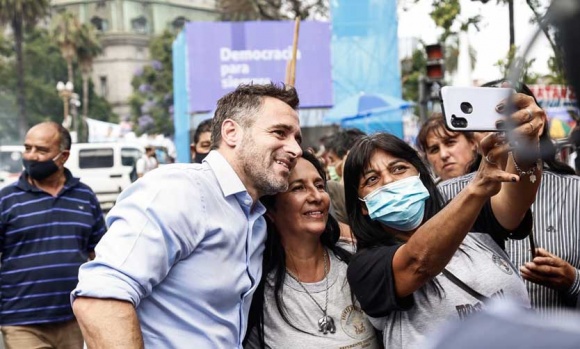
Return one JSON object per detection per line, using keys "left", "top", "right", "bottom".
{"left": 440, "top": 86, "right": 516, "bottom": 132}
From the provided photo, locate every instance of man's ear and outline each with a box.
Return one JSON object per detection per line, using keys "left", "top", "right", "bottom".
{"left": 221, "top": 119, "right": 241, "bottom": 147}
{"left": 60, "top": 150, "right": 70, "bottom": 164}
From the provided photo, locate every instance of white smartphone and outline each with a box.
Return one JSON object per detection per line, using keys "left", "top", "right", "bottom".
{"left": 440, "top": 86, "right": 515, "bottom": 131}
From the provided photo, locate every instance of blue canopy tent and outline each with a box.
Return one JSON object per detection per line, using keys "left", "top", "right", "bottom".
{"left": 324, "top": 93, "right": 414, "bottom": 137}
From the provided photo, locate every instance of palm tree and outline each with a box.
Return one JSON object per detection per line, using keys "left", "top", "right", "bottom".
{"left": 75, "top": 23, "right": 102, "bottom": 142}
{"left": 76, "top": 24, "right": 102, "bottom": 119}
{"left": 53, "top": 11, "right": 79, "bottom": 83}
{"left": 0, "top": 0, "right": 50, "bottom": 139}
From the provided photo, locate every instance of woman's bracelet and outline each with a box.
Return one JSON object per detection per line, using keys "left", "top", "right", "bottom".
{"left": 513, "top": 156, "right": 541, "bottom": 183}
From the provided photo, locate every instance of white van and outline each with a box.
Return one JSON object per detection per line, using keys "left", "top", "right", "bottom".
{"left": 67, "top": 143, "right": 145, "bottom": 211}
{"left": 0, "top": 145, "right": 24, "bottom": 189}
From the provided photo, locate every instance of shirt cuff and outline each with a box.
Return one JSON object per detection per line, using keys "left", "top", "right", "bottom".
{"left": 567, "top": 268, "right": 580, "bottom": 297}
{"left": 70, "top": 269, "right": 143, "bottom": 308}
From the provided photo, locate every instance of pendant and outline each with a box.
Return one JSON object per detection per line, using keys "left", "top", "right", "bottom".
{"left": 318, "top": 315, "right": 336, "bottom": 334}
{"left": 530, "top": 173, "right": 536, "bottom": 183}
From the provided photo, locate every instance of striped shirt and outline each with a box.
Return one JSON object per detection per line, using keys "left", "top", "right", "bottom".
{"left": 438, "top": 171, "right": 580, "bottom": 314}
{"left": 0, "top": 169, "right": 106, "bottom": 325}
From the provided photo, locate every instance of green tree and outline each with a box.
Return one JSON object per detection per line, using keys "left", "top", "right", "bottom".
{"left": 0, "top": 27, "right": 114, "bottom": 142}
{"left": 53, "top": 11, "right": 80, "bottom": 84}
{"left": 0, "top": 0, "right": 50, "bottom": 139}
{"left": 429, "top": 0, "right": 562, "bottom": 83}
{"left": 427, "top": 0, "right": 480, "bottom": 78}
{"left": 401, "top": 48, "right": 427, "bottom": 105}
{"left": 76, "top": 23, "right": 103, "bottom": 142}
{"left": 524, "top": 0, "right": 566, "bottom": 83}
{"left": 217, "top": 0, "right": 328, "bottom": 21}
{"left": 544, "top": 56, "right": 567, "bottom": 84}
{"left": 129, "top": 30, "right": 175, "bottom": 136}
{"left": 494, "top": 45, "right": 539, "bottom": 85}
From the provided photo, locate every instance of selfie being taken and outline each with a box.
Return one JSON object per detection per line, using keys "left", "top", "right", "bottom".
{"left": 2, "top": 1, "right": 580, "bottom": 349}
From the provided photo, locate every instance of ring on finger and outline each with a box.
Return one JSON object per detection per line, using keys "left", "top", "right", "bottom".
{"left": 485, "top": 154, "right": 496, "bottom": 165}
{"left": 528, "top": 121, "right": 535, "bottom": 133}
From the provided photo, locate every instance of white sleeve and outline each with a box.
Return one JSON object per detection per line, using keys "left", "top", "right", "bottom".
{"left": 135, "top": 158, "right": 145, "bottom": 174}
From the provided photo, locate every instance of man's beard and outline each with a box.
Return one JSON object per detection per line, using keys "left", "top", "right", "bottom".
{"left": 238, "top": 135, "right": 289, "bottom": 197}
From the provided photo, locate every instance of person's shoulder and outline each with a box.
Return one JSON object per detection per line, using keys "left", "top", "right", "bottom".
{"left": 350, "top": 245, "right": 401, "bottom": 267}
{"left": 438, "top": 172, "right": 476, "bottom": 189}
{"left": 0, "top": 182, "right": 21, "bottom": 201}
{"left": 542, "top": 170, "right": 580, "bottom": 184}
{"left": 0, "top": 181, "right": 19, "bottom": 194}
{"left": 144, "top": 162, "right": 216, "bottom": 188}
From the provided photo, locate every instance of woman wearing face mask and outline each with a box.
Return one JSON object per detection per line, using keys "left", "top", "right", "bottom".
{"left": 244, "top": 151, "right": 380, "bottom": 349}
{"left": 343, "top": 92, "right": 545, "bottom": 348}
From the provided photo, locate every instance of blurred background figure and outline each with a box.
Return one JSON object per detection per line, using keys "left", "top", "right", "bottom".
{"left": 424, "top": 300, "right": 580, "bottom": 349}
{"left": 324, "top": 128, "right": 366, "bottom": 246}
{"left": 325, "top": 128, "right": 366, "bottom": 183}
{"left": 190, "top": 119, "right": 212, "bottom": 163}
{"left": 324, "top": 129, "right": 365, "bottom": 217}
{"left": 244, "top": 151, "right": 380, "bottom": 348}
{"left": 135, "top": 145, "right": 158, "bottom": 178}
{"left": 416, "top": 113, "right": 479, "bottom": 183}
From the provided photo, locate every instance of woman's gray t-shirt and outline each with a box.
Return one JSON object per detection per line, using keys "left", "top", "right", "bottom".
{"left": 245, "top": 250, "right": 380, "bottom": 349}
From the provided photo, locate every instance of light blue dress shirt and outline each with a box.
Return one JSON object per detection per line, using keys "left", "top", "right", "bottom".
{"left": 72, "top": 151, "right": 267, "bottom": 348}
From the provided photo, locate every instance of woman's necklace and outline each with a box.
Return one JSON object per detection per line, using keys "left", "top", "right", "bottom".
{"left": 286, "top": 249, "right": 336, "bottom": 334}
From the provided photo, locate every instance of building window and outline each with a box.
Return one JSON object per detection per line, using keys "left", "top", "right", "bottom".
{"left": 79, "top": 148, "right": 114, "bottom": 169}
{"left": 100, "top": 76, "right": 108, "bottom": 97}
{"left": 91, "top": 16, "right": 109, "bottom": 32}
{"left": 172, "top": 16, "right": 188, "bottom": 31}
{"left": 131, "top": 16, "right": 148, "bottom": 34}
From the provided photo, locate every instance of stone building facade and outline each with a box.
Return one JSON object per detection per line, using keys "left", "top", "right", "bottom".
{"left": 51, "top": 0, "right": 218, "bottom": 116}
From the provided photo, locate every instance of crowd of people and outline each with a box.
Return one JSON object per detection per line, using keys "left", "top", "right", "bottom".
{"left": 0, "top": 81, "right": 579, "bottom": 349}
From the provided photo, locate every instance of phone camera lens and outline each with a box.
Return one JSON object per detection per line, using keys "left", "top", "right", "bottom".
{"left": 451, "top": 115, "right": 468, "bottom": 129}
{"left": 460, "top": 102, "right": 473, "bottom": 114}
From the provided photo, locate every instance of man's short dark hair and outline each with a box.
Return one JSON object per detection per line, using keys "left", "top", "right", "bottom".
{"left": 193, "top": 119, "right": 212, "bottom": 144}
{"left": 210, "top": 82, "right": 299, "bottom": 150}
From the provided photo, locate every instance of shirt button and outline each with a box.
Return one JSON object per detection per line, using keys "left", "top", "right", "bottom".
{"left": 245, "top": 199, "right": 251, "bottom": 205}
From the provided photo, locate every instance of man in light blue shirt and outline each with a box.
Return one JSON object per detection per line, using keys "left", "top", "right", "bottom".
{"left": 71, "top": 83, "right": 303, "bottom": 348}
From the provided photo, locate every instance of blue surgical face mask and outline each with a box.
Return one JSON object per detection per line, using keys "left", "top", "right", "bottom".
{"left": 359, "top": 175, "right": 430, "bottom": 231}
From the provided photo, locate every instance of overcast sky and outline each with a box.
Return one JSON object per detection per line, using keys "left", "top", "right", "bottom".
{"left": 397, "top": 0, "right": 552, "bottom": 83}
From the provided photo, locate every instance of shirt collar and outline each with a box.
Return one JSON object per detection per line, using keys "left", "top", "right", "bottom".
{"left": 205, "top": 151, "right": 266, "bottom": 215}
{"left": 17, "top": 168, "right": 80, "bottom": 192}
{"left": 204, "top": 150, "right": 249, "bottom": 198}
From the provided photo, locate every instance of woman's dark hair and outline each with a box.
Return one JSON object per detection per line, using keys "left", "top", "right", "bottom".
{"left": 343, "top": 133, "right": 446, "bottom": 250}
{"left": 244, "top": 150, "right": 352, "bottom": 348}
{"left": 481, "top": 79, "right": 576, "bottom": 175}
